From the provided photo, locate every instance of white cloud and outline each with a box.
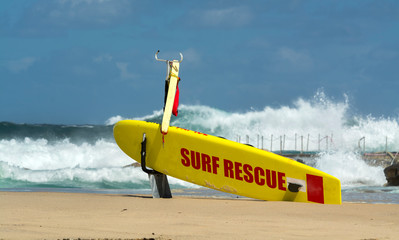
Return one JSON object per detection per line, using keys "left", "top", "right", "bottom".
{"left": 6, "top": 57, "right": 38, "bottom": 73}
{"left": 72, "top": 65, "right": 94, "bottom": 76}
{"left": 182, "top": 48, "right": 201, "bottom": 64}
{"left": 17, "top": 0, "right": 134, "bottom": 35}
{"left": 195, "top": 6, "right": 252, "bottom": 28}
{"left": 93, "top": 54, "right": 113, "bottom": 63}
{"left": 116, "top": 62, "right": 136, "bottom": 80}
{"left": 277, "top": 47, "right": 314, "bottom": 71}
{"left": 55, "top": 0, "right": 130, "bottom": 26}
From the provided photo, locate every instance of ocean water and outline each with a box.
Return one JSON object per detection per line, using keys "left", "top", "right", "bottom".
{"left": 1, "top": 91, "right": 399, "bottom": 204}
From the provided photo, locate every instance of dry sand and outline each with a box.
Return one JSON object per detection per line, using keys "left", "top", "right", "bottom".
{"left": 1, "top": 191, "right": 398, "bottom": 240}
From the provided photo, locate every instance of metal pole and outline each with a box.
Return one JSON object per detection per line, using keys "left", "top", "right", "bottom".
{"left": 326, "top": 136, "right": 328, "bottom": 151}
{"left": 295, "top": 133, "right": 297, "bottom": 151}
{"left": 271, "top": 134, "right": 273, "bottom": 152}
{"left": 363, "top": 137, "right": 365, "bottom": 152}
{"left": 301, "top": 135, "right": 303, "bottom": 154}
{"left": 283, "top": 134, "right": 286, "bottom": 151}
{"left": 318, "top": 134, "right": 320, "bottom": 151}
{"left": 359, "top": 137, "right": 365, "bottom": 152}
{"left": 261, "top": 136, "right": 264, "bottom": 150}
{"left": 307, "top": 134, "right": 309, "bottom": 151}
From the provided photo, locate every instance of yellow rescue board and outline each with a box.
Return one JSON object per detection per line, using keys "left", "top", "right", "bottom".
{"left": 114, "top": 120, "right": 341, "bottom": 204}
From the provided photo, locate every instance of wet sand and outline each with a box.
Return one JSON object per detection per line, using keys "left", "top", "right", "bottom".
{"left": 1, "top": 191, "right": 398, "bottom": 240}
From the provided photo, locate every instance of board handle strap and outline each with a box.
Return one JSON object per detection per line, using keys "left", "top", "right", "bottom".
{"left": 141, "top": 133, "right": 160, "bottom": 174}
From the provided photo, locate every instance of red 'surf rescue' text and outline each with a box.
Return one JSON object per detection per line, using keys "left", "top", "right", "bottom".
{"left": 180, "top": 148, "right": 286, "bottom": 191}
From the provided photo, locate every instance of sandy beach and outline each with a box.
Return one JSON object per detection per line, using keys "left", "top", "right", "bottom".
{"left": 1, "top": 191, "right": 398, "bottom": 240}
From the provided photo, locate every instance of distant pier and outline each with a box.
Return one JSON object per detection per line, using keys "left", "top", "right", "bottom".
{"left": 236, "top": 134, "right": 399, "bottom": 168}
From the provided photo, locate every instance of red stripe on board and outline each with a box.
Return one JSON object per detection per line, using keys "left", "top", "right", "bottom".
{"left": 306, "top": 174, "right": 324, "bottom": 204}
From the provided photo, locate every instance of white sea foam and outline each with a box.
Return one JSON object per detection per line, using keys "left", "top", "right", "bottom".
{"left": 0, "top": 138, "right": 200, "bottom": 188}
{"left": 105, "top": 115, "right": 125, "bottom": 125}
{"left": 316, "top": 151, "right": 386, "bottom": 186}
{"left": 170, "top": 91, "right": 395, "bottom": 186}
{"left": 0, "top": 160, "right": 196, "bottom": 188}
{"left": 1, "top": 91, "right": 397, "bottom": 188}
{"left": 0, "top": 138, "right": 130, "bottom": 170}
{"left": 105, "top": 109, "right": 164, "bottom": 125}
{"left": 172, "top": 92, "right": 399, "bottom": 154}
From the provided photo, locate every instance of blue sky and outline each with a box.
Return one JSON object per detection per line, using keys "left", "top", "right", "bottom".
{"left": 1, "top": 0, "right": 398, "bottom": 124}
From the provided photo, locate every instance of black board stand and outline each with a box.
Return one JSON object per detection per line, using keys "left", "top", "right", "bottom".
{"left": 141, "top": 133, "right": 172, "bottom": 198}
{"left": 148, "top": 173, "right": 172, "bottom": 198}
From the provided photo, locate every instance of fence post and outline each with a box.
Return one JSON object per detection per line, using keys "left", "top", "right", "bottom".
{"left": 261, "top": 136, "right": 264, "bottom": 150}
{"left": 358, "top": 137, "right": 365, "bottom": 152}
{"left": 318, "top": 134, "right": 321, "bottom": 151}
{"left": 326, "top": 136, "right": 329, "bottom": 152}
{"left": 364, "top": 137, "right": 366, "bottom": 152}
{"left": 283, "top": 134, "right": 286, "bottom": 151}
{"left": 271, "top": 134, "right": 273, "bottom": 152}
